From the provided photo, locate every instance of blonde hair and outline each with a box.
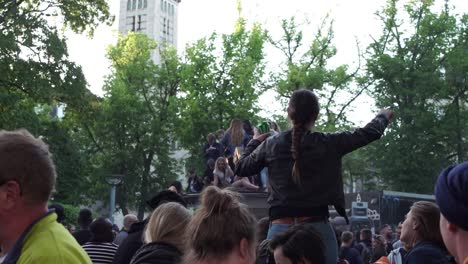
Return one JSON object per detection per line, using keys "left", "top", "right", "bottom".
{"left": 410, "top": 201, "right": 444, "bottom": 245}
{"left": 213, "top": 157, "right": 227, "bottom": 174}
{"left": 144, "top": 202, "right": 192, "bottom": 251}
{"left": 228, "top": 119, "right": 244, "bottom": 147}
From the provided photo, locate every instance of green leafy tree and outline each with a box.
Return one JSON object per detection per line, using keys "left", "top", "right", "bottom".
{"left": 0, "top": 0, "right": 111, "bottom": 204}
{"left": 441, "top": 15, "right": 468, "bottom": 163}
{"left": 87, "top": 33, "right": 181, "bottom": 219}
{"left": 366, "top": 0, "right": 466, "bottom": 193}
{"left": 0, "top": 0, "right": 111, "bottom": 111}
{"left": 268, "top": 17, "right": 370, "bottom": 130}
{"left": 176, "top": 17, "right": 266, "bottom": 169}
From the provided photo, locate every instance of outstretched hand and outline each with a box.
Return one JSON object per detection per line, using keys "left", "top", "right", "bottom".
{"left": 378, "top": 108, "right": 393, "bottom": 121}
{"left": 253, "top": 128, "right": 270, "bottom": 142}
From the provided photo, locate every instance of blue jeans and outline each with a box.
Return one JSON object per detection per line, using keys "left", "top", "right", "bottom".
{"left": 267, "top": 221, "right": 338, "bottom": 264}
{"left": 260, "top": 168, "right": 268, "bottom": 188}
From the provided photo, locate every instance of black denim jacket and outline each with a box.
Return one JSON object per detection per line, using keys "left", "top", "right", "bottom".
{"left": 235, "top": 114, "right": 390, "bottom": 220}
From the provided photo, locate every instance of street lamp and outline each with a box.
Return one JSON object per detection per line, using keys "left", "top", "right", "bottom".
{"left": 105, "top": 174, "right": 124, "bottom": 224}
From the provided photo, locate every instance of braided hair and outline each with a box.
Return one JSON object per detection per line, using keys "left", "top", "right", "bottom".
{"left": 287, "top": 90, "right": 319, "bottom": 184}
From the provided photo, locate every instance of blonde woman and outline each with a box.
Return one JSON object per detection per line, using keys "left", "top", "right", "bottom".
{"left": 213, "top": 157, "right": 258, "bottom": 191}
{"left": 130, "top": 202, "right": 192, "bottom": 264}
{"left": 221, "top": 119, "right": 251, "bottom": 170}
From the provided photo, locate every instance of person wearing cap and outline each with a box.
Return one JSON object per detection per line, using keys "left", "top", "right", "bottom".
{"left": 167, "top": 181, "right": 183, "bottom": 195}
{"left": 112, "top": 190, "right": 187, "bottom": 264}
{"left": 435, "top": 162, "right": 468, "bottom": 264}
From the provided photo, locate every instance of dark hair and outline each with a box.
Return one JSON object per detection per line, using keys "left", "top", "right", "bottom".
{"left": 378, "top": 224, "right": 391, "bottom": 234}
{"left": 341, "top": 231, "right": 354, "bottom": 243}
{"left": 410, "top": 201, "right": 444, "bottom": 245}
{"left": 373, "top": 234, "right": 385, "bottom": 245}
{"left": 206, "top": 159, "right": 215, "bottom": 168}
{"left": 360, "top": 228, "right": 372, "bottom": 241}
{"left": 207, "top": 133, "right": 215, "bottom": 142}
{"left": 287, "top": 90, "right": 319, "bottom": 184}
{"left": 185, "top": 186, "right": 257, "bottom": 262}
{"left": 78, "top": 208, "right": 93, "bottom": 227}
{"left": 269, "top": 223, "right": 325, "bottom": 264}
{"left": 0, "top": 130, "right": 56, "bottom": 205}
{"left": 257, "top": 217, "right": 270, "bottom": 244}
{"left": 243, "top": 120, "right": 254, "bottom": 136}
{"left": 90, "top": 218, "right": 114, "bottom": 243}
{"left": 146, "top": 190, "right": 187, "bottom": 210}
{"left": 169, "top": 181, "right": 183, "bottom": 193}
{"left": 49, "top": 203, "right": 65, "bottom": 224}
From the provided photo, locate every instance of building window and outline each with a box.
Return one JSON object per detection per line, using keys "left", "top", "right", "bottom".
{"left": 132, "top": 0, "right": 137, "bottom": 10}
{"left": 137, "top": 15, "right": 142, "bottom": 30}
{"left": 162, "top": 18, "right": 166, "bottom": 34}
{"left": 164, "top": 1, "right": 167, "bottom": 13}
{"left": 143, "top": 0, "right": 148, "bottom": 8}
{"left": 132, "top": 16, "right": 136, "bottom": 31}
{"left": 160, "top": 0, "right": 163, "bottom": 11}
{"left": 138, "top": 0, "right": 142, "bottom": 9}
{"left": 127, "top": 0, "right": 131, "bottom": 10}
{"left": 167, "top": 20, "right": 170, "bottom": 35}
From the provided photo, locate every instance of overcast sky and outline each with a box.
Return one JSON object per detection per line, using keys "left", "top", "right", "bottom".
{"left": 65, "top": 0, "right": 467, "bottom": 124}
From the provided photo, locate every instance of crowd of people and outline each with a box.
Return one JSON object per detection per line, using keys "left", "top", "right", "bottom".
{"left": 185, "top": 118, "right": 282, "bottom": 194}
{"left": 0, "top": 89, "right": 467, "bottom": 264}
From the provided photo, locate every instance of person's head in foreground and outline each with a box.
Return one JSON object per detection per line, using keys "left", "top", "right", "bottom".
{"left": 269, "top": 223, "right": 326, "bottom": 264}
{"left": 400, "top": 201, "right": 444, "bottom": 247}
{"left": 130, "top": 202, "right": 192, "bottom": 264}
{"left": 435, "top": 162, "right": 468, "bottom": 264}
{"left": 0, "top": 130, "right": 91, "bottom": 263}
{"left": 184, "top": 186, "right": 257, "bottom": 264}
{"left": 144, "top": 202, "right": 191, "bottom": 250}
{"left": 0, "top": 130, "right": 56, "bottom": 250}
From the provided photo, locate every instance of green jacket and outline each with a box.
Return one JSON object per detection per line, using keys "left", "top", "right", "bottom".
{"left": 5, "top": 211, "right": 92, "bottom": 264}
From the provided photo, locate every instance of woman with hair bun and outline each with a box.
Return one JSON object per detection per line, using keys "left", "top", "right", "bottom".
{"left": 184, "top": 186, "right": 257, "bottom": 264}
{"left": 236, "top": 89, "right": 392, "bottom": 264}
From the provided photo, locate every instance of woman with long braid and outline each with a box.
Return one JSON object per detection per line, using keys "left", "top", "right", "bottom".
{"left": 236, "top": 89, "right": 392, "bottom": 264}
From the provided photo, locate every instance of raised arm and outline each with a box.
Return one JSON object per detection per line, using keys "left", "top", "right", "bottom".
{"left": 333, "top": 109, "right": 392, "bottom": 155}
{"left": 235, "top": 131, "right": 270, "bottom": 177}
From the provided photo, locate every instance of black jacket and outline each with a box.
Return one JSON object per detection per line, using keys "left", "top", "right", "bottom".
{"left": 235, "top": 114, "right": 389, "bottom": 220}
{"left": 404, "top": 241, "right": 451, "bottom": 264}
{"left": 340, "top": 246, "right": 364, "bottom": 264}
{"left": 112, "top": 220, "right": 147, "bottom": 264}
{"left": 130, "top": 242, "right": 182, "bottom": 264}
{"left": 186, "top": 176, "right": 204, "bottom": 193}
{"left": 202, "top": 142, "right": 223, "bottom": 162}
{"left": 72, "top": 228, "right": 93, "bottom": 245}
